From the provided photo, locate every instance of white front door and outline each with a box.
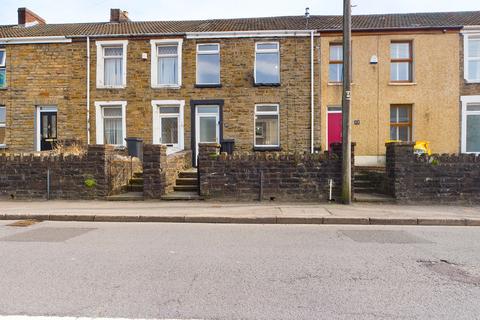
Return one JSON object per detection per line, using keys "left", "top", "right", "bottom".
{"left": 195, "top": 105, "right": 220, "bottom": 164}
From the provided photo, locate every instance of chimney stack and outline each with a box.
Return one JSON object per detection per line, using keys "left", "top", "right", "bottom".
{"left": 110, "top": 9, "right": 130, "bottom": 23}
{"left": 18, "top": 7, "right": 46, "bottom": 26}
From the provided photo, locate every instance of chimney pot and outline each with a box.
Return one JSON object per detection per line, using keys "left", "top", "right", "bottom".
{"left": 18, "top": 7, "right": 46, "bottom": 26}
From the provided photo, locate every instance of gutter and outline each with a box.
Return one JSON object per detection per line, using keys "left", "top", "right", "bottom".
{"left": 185, "top": 30, "right": 317, "bottom": 39}
{"left": 0, "top": 36, "right": 72, "bottom": 44}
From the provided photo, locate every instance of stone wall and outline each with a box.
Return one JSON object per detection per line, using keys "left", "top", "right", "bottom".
{"left": 386, "top": 142, "right": 480, "bottom": 203}
{"left": 0, "top": 145, "right": 135, "bottom": 199}
{"left": 143, "top": 144, "right": 192, "bottom": 198}
{"left": 198, "top": 143, "right": 353, "bottom": 202}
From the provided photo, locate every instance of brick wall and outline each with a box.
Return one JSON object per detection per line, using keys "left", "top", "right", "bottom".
{"left": 198, "top": 143, "right": 353, "bottom": 202}
{"left": 0, "top": 145, "right": 135, "bottom": 199}
{"left": 142, "top": 144, "right": 192, "bottom": 198}
{"left": 386, "top": 142, "right": 480, "bottom": 203}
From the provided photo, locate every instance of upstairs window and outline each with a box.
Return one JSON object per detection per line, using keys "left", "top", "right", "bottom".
{"left": 0, "top": 106, "right": 5, "bottom": 147}
{"left": 329, "top": 44, "right": 343, "bottom": 82}
{"left": 196, "top": 44, "right": 220, "bottom": 85}
{"left": 390, "top": 41, "right": 413, "bottom": 82}
{"left": 254, "top": 104, "right": 279, "bottom": 147}
{"left": 390, "top": 105, "right": 412, "bottom": 142}
{"left": 96, "top": 40, "right": 128, "bottom": 88}
{"left": 465, "top": 35, "right": 480, "bottom": 82}
{"left": 151, "top": 39, "right": 183, "bottom": 88}
{"left": 0, "top": 49, "right": 6, "bottom": 88}
{"left": 255, "top": 42, "right": 280, "bottom": 85}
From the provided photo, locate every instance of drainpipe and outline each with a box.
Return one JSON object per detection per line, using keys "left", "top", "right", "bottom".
{"left": 310, "top": 30, "right": 315, "bottom": 153}
{"left": 86, "top": 36, "right": 91, "bottom": 145}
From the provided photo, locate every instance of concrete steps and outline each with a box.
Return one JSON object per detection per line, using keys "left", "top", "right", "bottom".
{"left": 161, "top": 191, "right": 204, "bottom": 201}
{"left": 163, "top": 168, "right": 201, "bottom": 200}
{"left": 107, "top": 192, "right": 144, "bottom": 201}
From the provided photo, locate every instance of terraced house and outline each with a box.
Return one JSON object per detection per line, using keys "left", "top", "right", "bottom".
{"left": 0, "top": 8, "right": 479, "bottom": 166}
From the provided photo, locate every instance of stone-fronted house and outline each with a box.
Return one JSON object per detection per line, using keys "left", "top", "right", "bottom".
{"left": 0, "top": 8, "right": 480, "bottom": 166}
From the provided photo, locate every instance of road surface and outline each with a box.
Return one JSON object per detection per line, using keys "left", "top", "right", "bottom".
{"left": 0, "top": 220, "right": 479, "bottom": 319}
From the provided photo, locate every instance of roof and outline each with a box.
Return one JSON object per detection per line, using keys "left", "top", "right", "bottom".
{"left": 1, "top": 11, "right": 480, "bottom": 38}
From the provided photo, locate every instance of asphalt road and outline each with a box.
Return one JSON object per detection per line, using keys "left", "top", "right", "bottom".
{"left": 0, "top": 221, "right": 479, "bottom": 320}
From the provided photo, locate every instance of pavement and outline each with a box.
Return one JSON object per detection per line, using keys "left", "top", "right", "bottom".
{"left": 1, "top": 221, "right": 480, "bottom": 319}
{"left": 0, "top": 200, "right": 479, "bottom": 226}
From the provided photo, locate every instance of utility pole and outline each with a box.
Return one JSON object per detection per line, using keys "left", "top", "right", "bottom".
{"left": 341, "top": 0, "right": 352, "bottom": 204}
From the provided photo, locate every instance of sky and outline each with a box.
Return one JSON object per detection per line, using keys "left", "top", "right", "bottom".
{"left": 0, "top": 0, "right": 479, "bottom": 24}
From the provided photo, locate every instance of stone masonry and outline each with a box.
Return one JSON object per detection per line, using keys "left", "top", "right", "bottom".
{"left": 0, "top": 145, "right": 135, "bottom": 199}
{"left": 198, "top": 143, "right": 353, "bottom": 202}
{"left": 386, "top": 142, "right": 480, "bottom": 203}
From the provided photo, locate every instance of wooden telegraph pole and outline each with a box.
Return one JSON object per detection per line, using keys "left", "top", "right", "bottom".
{"left": 341, "top": 0, "right": 352, "bottom": 204}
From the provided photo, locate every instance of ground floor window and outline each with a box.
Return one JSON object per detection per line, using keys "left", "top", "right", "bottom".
{"left": 254, "top": 104, "right": 279, "bottom": 147}
{"left": 0, "top": 106, "right": 5, "bottom": 147}
{"left": 461, "top": 96, "right": 480, "bottom": 153}
{"left": 95, "top": 101, "right": 126, "bottom": 146}
{"left": 152, "top": 100, "right": 184, "bottom": 153}
{"left": 390, "top": 105, "right": 412, "bottom": 141}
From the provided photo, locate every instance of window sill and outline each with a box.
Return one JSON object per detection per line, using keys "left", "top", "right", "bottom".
{"left": 97, "top": 86, "right": 126, "bottom": 90}
{"left": 253, "top": 146, "right": 282, "bottom": 152}
{"left": 195, "top": 84, "right": 222, "bottom": 88}
{"left": 254, "top": 83, "right": 281, "bottom": 87}
{"left": 152, "top": 85, "right": 182, "bottom": 89}
{"left": 328, "top": 82, "right": 342, "bottom": 86}
{"left": 389, "top": 82, "right": 417, "bottom": 86}
{"left": 0, "top": 87, "right": 7, "bottom": 90}
{"left": 464, "top": 80, "right": 480, "bottom": 84}
{"left": 0, "top": 145, "right": 7, "bottom": 149}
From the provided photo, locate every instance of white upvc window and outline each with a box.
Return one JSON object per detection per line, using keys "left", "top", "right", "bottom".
{"left": 196, "top": 43, "right": 220, "bottom": 85}
{"left": 254, "top": 104, "right": 280, "bottom": 148}
{"left": 96, "top": 40, "right": 128, "bottom": 88}
{"left": 0, "top": 106, "right": 6, "bottom": 147}
{"left": 0, "top": 49, "right": 6, "bottom": 88}
{"left": 461, "top": 95, "right": 480, "bottom": 154}
{"left": 464, "top": 34, "right": 480, "bottom": 83}
{"left": 152, "top": 100, "right": 185, "bottom": 154}
{"left": 254, "top": 42, "right": 280, "bottom": 84}
{"left": 95, "top": 101, "right": 127, "bottom": 146}
{"left": 150, "top": 39, "right": 183, "bottom": 88}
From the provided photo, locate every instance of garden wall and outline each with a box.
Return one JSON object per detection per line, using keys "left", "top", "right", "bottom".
{"left": 198, "top": 143, "right": 354, "bottom": 201}
{"left": 143, "top": 144, "right": 192, "bottom": 199}
{"left": 0, "top": 145, "right": 137, "bottom": 200}
{"left": 386, "top": 142, "right": 480, "bottom": 203}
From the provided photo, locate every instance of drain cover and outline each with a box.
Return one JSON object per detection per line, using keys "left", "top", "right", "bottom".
{"left": 340, "top": 230, "right": 431, "bottom": 244}
{"left": 1, "top": 227, "right": 95, "bottom": 242}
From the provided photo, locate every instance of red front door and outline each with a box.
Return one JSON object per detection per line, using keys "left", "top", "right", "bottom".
{"left": 328, "top": 112, "right": 342, "bottom": 149}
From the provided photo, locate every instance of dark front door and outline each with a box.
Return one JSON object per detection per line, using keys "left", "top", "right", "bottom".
{"left": 40, "top": 112, "right": 57, "bottom": 151}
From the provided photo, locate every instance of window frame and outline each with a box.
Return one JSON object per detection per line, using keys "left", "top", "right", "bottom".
{"left": 464, "top": 33, "right": 480, "bottom": 83}
{"left": 196, "top": 43, "right": 221, "bottom": 86}
{"left": 329, "top": 43, "right": 343, "bottom": 83}
{"left": 0, "top": 105, "right": 5, "bottom": 148}
{"left": 390, "top": 105, "right": 413, "bottom": 142}
{"left": 96, "top": 40, "right": 128, "bottom": 89}
{"left": 461, "top": 95, "right": 480, "bottom": 154}
{"left": 254, "top": 42, "right": 280, "bottom": 85}
{"left": 151, "top": 100, "right": 185, "bottom": 154}
{"left": 94, "top": 101, "right": 127, "bottom": 146}
{"left": 0, "top": 48, "right": 6, "bottom": 88}
{"left": 150, "top": 39, "right": 183, "bottom": 89}
{"left": 254, "top": 104, "right": 280, "bottom": 148}
{"left": 390, "top": 41, "right": 413, "bottom": 83}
